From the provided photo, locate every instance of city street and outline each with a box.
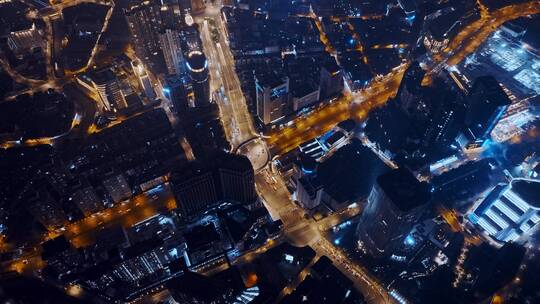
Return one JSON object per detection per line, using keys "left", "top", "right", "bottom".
{"left": 195, "top": 1, "right": 540, "bottom": 303}
{"left": 265, "top": 0, "right": 540, "bottom": 156}
{"left": 197, "top": 11, "right": 256, "bottom": 149}
{"left": 2, "top": 0, "right": 539, "bottom": 302}
{"left": 3, "top": 184, "right": 176, "bottom": 274}
{"left": 195, "top": 4, "right": 394, "bottom": 300}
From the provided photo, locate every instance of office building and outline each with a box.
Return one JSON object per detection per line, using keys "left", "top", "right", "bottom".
{"left": 423, "top": 6, "right": 480, "bottom": 54}
{"left": 421, "top": 90, "right": 466, "bottom": 150}
{"left": 285, "top": 56, "right": 321, "bottom": 113}
{"left": 170, "top": 152, "right": 256, "bottom": 218}
{"left": 295, "top": 154, "right": 324, "bottom": 210}
{"left": 469, "top": 178, "right": 540, "bottom": 243}
{"left": 162, "top": 74, "right": 189, "bottom": 113}
{"left": 170, "top": 163, "right": 219, "bottom": 218}
{"left": 463, "top": 76, "right": 511, "bottom": 148}
{"left": 102, "top": 172, "right": 132, "bottom": 204}
{"left": 397, "top": 62, "right": 425, "bottom": 116}
{"left": 159, "top": 28, "right": 185, "bottom": 75}
{"left": 217, "top": 153, "right": 257, "bottom": 204}
{"left": 69, "top": 179, "right": 104, "bottom": 217}
{"left": 124, "top": 1, "right": 163, "bottom": 61}
{"left": 291, "top": 85, "right": 320, "bottom": 112}
{"left": 77, "top": 68, "right": 128, "bottom": 113}
{"left": 131, "top": 59, "right": 156, "bottom": 101}
{"left": 186, "top": 50, "right": 210, "bottom": 107}
{"left": 282, "top": 256, "right": 366, "bottom": 304}
{"left": 255, "top": 71, "right": 289, "bottom": 125}
{"left": 319, "top": 56, "right": 343, "bottom": 99}
{"left": 431, "top": 159, "right": 493, "bottom": 203}
{"left": 160, "top": 0, "right": 183, "bottom": 29}
{"left": 356, "top": 168, "right": 431, "bottom": 257}
{"left": 295, "top": 140, "right": 389, "bottom": 211}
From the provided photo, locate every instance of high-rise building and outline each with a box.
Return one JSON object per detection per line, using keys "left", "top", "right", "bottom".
{"left": 463, "top": 76, "right": 511, "bottom": 148}
{"left": 397, "top": 0, "right": 417, "bottom": 22}
{"left": 295, "top": 154, "right": 323, "bottom": 210}
{"left": 179, "top": 25, "right": 203, "bottom": 52}
{"left": 170, "top": 152, "right": 257, "bottom": 218}
{"left": 77, "top": 68, "right": 128, "bottom": 113}
{"left": 124, "top": 1, "right": 163, "bottom": 61}
{"left": 397, "top": 62, "right": 426, "bottom": 116}
{"left": 255, "top": 71, "right": 289, "bottom": 125}
{"left": 178, "top": 0, "right": 192, "bottom": 12}
{"left": 186, "top": 50, "right": 210, "bottom": 107}
{"left": 319, "top": 56, "right": 343, "bottom": 99}
{"left": 356, "top": 168, "right": 431, "bottom": 257}
{"left": 469, "top": 178, "right": 540, "bottom": 243}
{"left": 162, "top": 74, "right": 189, "bottom": 113}
{"left": 217, "top": 153, "right": 257, "bottom": 204}
{"left": 160, "top": 0, "right": 183, "bottom": 29}
{"left": 131, "top": 59, "right": 156, "bottom": 100}
{"left": 422, "top": 91, "right": 466, "bottom": 149}
{"left": 159, "top": 28, "right": 185, "bottom": 75}
{"left": 170, "top": 163, "right": 219, "bottom": 218}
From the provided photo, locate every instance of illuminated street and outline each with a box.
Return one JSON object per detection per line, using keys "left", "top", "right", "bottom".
{"left": 3, "top": 184, "right": 176, "bottom": 274}
{"left": 265, "top": 0, "right": 540, "bottom": 156}
{"left": 195, "top": 4, "right": 398, "bottom": 300}
{"left": 64, "top": 184, "right": 176, "bottom": 248}
{"left": 197, "top": 9, "right": 257, "bottom": 149}
{"left": 193, "top": 1, "right": 540, "bottom": 303}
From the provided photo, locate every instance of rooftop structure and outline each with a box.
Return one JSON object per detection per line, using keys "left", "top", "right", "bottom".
{"left": 356, "top": 168, "right": 431, "bottom": 256}
{"left": 469, "top": 178, "right": 540, "bottom": 243}
{"left": 377, "top": 168, "right": 432, "bottom": 213}
{"left": 186, "top": 50, "right": 210, "bottom": 107}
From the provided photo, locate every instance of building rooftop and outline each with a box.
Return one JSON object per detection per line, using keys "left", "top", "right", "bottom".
{"left": 184, "top": 224, "right": 220, "bottom": 249}
{"left": 186, "top": 51, "right": 207, "bottom": 72}
{"left": 470, "top": 75, "right": 512, "bottom": 107}
{"left": 317, "top": 139, "right": 389, "bottom": 205}
{"left": 377, "top": 168, "right": 431, "bottom": 212}
{"left": 321, "top": 55, "right": 341, "bottom": 74}
{"left": 255, "top": 69, "right": 287, "bottom": 89}
{"left": 87, "top": 68, "right": 116, "bottom": 85}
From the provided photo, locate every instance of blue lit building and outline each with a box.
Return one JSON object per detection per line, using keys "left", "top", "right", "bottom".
{"left": 254, "top": 70, "right": 289, "bottom": 126}
{"left": 463, "top": 76, "right": 511, "bottom": 149}
{"left": 469, "top": 178, "right": 540, "bottom": 243}
{"left": 186, "top": 50, "right": 210, "bottom": 107}
{"left": 162, "top": 74, "right": 188, "bottom": 113}
{"left": 356, "top": 168, "right": 431, "bottom": 257}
